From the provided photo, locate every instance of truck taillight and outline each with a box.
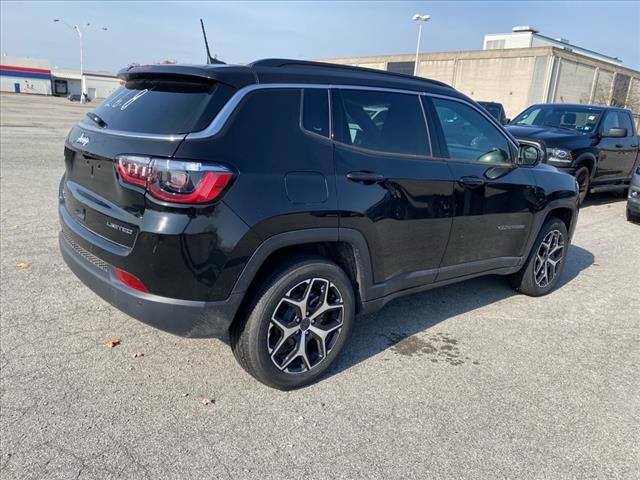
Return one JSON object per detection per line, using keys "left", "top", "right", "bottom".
{"left": 115, "top": 156, "right": 234, "bottom": 204}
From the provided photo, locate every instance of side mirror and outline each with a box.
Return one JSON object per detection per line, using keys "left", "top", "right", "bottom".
{"left": 504, "top": 118, "right": 511, "bottom": 125}
{"left": 602, "top": 127, "right": 627, "bottom": 138}
{"left": 518, "top": 143, "right": 543, "bottom": 166}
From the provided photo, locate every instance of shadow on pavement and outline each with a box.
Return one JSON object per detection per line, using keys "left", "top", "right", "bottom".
{"left": 327, "top": 244, "right": 594, "bottom": 378}
{"left": 580, "top": 192, "right": 627, "bottom": 209}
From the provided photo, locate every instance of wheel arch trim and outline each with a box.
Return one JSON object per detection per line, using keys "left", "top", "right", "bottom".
{"left": 230, "top": 228, "right": 375, "bottom": 302}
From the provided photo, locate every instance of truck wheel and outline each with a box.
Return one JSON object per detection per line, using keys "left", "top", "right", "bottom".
{"left": 628, "top": 207, "right": 640, "bottom": 223}
{"left": 509, "top": 218, "right": 569, "bottom": 297}
{"left": 575, "top": 166, "right": 590, "bottom": 205}
{"left": 230, "top": 256, "right": 355, "bottom": 390}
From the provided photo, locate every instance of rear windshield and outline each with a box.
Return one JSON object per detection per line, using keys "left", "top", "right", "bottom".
{"left": 89, "top": 79, "right": 225, "bottom": 134}
{"left": 482, "top": 104, "right": 502, "bottom": 119}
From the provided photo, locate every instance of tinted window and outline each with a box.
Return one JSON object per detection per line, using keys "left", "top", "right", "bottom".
{"left": 302, "top": 89, "right": 329, "bottom": 137}
{"left": 602, "top": 111, "right": 634, "bottom": 136}
{"left": 512, "top": 105, "right": 602, "bottom": 134}
{"left": 91, "top": 79, "right": 227, "bottom": 134}
{"left": 337, "top": 90, "right": 429, "bottom": 156}
{"left": 621, "top": 113, "right": 635, "bottom": 136}
{"left": 432, "top": 97, "right": 511, "bottom": 164}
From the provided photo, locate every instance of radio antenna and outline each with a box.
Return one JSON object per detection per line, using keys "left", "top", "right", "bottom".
{"left": 200, "top": 18, "right": 225, "bottom": 65}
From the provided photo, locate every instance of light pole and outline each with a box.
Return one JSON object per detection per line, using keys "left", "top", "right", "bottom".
{"left": 53, "top": 19, "right": 108, "bottom": 104}
{"left": 412, "top": 14, "right": 431, "bottom": 76}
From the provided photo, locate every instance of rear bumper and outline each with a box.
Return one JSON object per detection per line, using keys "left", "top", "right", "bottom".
{"left": 59, "top": 231, "right": 243, "bottom": 338}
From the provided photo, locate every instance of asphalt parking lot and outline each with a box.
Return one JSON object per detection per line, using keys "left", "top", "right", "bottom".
{"left": 1, "top": 92, "right": 639, "bottom": 480}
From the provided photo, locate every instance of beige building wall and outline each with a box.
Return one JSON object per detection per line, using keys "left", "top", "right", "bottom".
{"left": 452, "top": 56, "right": 537, "bottom": 117}
{"left": 319, "top": 47, "right": 640, "bottom": 122}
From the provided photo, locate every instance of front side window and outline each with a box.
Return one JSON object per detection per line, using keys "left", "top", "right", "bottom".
{"left": 336, "top": 90, "right": 429, "bottom": 156}
{"left": 602, "top": 111, "right": 634, "bottom": 136}
{"left": 512, "top": 105, "right": 603, "bottom": 134}
{"left": 431, "top": 97, "right": 511, "bottom": 164}
{"left": 302, "top": 89, "right": 329, "bottom": 138}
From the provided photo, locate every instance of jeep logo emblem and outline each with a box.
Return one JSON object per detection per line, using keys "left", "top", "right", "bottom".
{"left": 76, "top": 133, "right": 90, "bottom": 147}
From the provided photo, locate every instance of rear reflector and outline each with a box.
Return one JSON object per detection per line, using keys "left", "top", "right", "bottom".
{"left": 115, "top": 267, "right": 149, "bottom": 293}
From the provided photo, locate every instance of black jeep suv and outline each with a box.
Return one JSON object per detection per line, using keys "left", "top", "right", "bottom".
{"left": 59, "top": 59, "right": 579, "bottom": 389}
{"left": 507, "top": 104, "right": 640, "bottom": 204}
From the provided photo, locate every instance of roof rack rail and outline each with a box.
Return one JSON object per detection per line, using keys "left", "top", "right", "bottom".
{"left": 249, "top": 58, "right": 451, "bottom": 89}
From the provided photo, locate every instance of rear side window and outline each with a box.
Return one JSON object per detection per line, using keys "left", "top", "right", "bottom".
{"left": 302, "top": 89, "right": 330, "bottom": 138}
{"left": 90, "top": 79, "right": 229, "bottom": 134}
{"left": 336, "top": 90, "right": 429, "bottom": 156}
{"left": 431, "top": 97, "right": 511, "bottom": 165}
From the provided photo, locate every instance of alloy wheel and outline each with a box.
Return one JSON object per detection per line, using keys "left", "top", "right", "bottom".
{"left": 533, "top": 229, "right": 565, "bottom": 288}
{"left": 267, "top": 278, "right": 344, "bottom": 374}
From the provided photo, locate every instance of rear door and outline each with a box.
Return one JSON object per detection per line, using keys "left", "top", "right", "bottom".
{"left": 62, "top": 76, "right": 236, "bottom": 249}
{"left": 597, "top": 110, "right": 638, "bottom": 181}
{"left": 333, "top": 88, "right": 454, "bottom": 292}
{"left": 425, "top": 95, "right": 536, "bottom": 279}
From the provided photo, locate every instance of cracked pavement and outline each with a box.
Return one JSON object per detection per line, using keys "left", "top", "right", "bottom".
{"left": 1, "top": 93, "right": 639, "bottom": 479}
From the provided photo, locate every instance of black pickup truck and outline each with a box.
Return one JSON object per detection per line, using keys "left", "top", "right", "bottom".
{"left": 507, "top": 104, "right": 640, "bottom": 203}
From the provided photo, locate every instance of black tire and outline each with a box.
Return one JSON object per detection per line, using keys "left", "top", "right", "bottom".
{"left": 628, "top": 207, "right": 640, "bottom": 223}
{"left": 230, "top": 256, "right": 355, "bottom": 390}
{"left": 509, "top": 217, "right": 569, "bottom": 297}
{"left": 575, "top": 166, "right": 590, "bottom": 205}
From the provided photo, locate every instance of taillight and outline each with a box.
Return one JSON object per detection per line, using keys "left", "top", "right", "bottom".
{"left": 149, "top": 160, "right": 233, "bottom": 204}
{"left": 115, "top": 156, "right": 233, "bottom": 204}
{"left": 116, "top": 155, "right": 151, "bottom": 187}
{"left": 115, "top": 267, "right": 149, "bottom": 293}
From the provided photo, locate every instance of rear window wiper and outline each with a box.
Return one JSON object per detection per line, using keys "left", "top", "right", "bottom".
{"left": 86, "top": 112, "right": 108, "bottom": 128}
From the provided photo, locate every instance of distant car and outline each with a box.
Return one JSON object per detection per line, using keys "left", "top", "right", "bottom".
{"left": 507, "top": 104, "right": 640, "bottom": 204}
{"left": 67, "top": 94, "right": 90, "bottom": 102}
{"left": 627, "top": 165, "right": 640, "bottom": 223}
{"left": 478, "top": 101, "right": 508, "bottom": 125}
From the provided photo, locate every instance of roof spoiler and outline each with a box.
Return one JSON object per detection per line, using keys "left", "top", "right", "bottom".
{"left": 117, "top": 64, "right": 256, "bottom": 89}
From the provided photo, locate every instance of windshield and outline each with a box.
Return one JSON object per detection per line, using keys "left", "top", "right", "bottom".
{"left": 512, "top": 105, "right": 603, "bottom": 134}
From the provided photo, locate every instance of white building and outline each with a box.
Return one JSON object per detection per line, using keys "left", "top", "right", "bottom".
{"left": 0, "top": 55, "right": 52, "bottom": 95}
{"left": 1, "top": 55, "right": 121, "bottom": 99}
{"left": 51, "top": 67, "right": 121, "bottom": 100}
{"left": 483, "top": 26, "right": 623, "bottom": 66}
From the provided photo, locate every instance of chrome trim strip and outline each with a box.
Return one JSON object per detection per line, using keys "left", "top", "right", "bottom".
{"left": 80, "top": 80, "right": 517, "bottom": 150}
{"left": 417, "top": 95, "right": 433, "bottom": 157}
{"left": 78, "top": 121, "right": 187, "bottom": 142}
{"left": 185, "top": 83, "right": 432, "bottom": 140}
{"left": 185, "top": 82, "right": 519, "bottom": 150}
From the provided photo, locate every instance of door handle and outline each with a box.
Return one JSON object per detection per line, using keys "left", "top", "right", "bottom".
{"left": 615, "top": 144, "right": 624, "bottom": 148}
{"left": 458, "top": 176, "right": 485, "bottom": 188}
{"left": 346, "top": 171, "right": 386, "bottom": 184}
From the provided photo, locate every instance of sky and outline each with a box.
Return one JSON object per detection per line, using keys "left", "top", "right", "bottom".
{"left": 1, "top": 1, "right": 639, "bottom": 73}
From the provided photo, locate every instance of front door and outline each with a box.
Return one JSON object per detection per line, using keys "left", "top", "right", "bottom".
{"left": 597, "top": 110, "right": 639, "bottom": 181}
{"left": 332, "top": 89, "right": 454, "bottom": 293}
{"left": 425, "top": 96, "right": 536, "bottom": 280}
{"left": 14, "top": 83, "right": 20, "bottom": 93}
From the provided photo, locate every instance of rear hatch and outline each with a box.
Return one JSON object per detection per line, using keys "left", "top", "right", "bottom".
{"left": 62, "top": 68, "right": 246, "bottom": 249}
